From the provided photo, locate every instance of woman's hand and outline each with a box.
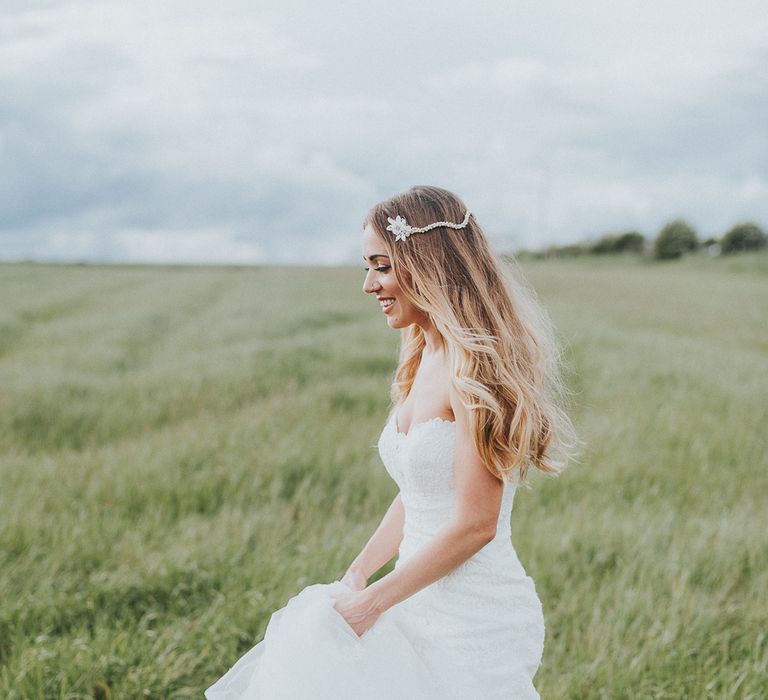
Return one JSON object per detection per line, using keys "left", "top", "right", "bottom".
{"left": 340, "top": 568, "right": 367, "bottom": 592}
{"left": 331, "top": 588, "right": 382, "bottom": 637}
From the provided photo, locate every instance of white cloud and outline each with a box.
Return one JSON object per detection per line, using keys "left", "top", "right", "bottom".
{"left": 1, "top": 0, "right": 766, "bottom": 263}
{"left": 112, "top": 227, "right": 265, "bottom": 265}
{"left": 738, "top": 176, "right": 768, "bottom": 202}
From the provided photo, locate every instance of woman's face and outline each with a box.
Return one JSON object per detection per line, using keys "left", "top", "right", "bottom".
{"left": 362, "top": 223, "right": 426, "bottom": 329}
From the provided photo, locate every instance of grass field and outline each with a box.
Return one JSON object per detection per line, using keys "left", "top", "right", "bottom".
{"left": 1, "top": 252, "right": 766, "bottom": 699}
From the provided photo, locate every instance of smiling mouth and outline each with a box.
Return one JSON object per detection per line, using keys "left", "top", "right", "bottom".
{"left": 379, "top": 298, "right": 396, "bottom": 313}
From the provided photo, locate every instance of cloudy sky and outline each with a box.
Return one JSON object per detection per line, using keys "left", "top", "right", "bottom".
{"left": 1, "top": 0, "right": 766, "bottom": 265}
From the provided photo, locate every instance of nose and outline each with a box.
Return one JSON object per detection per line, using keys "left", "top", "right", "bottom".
{"left": 362, "top": 269, "right": 380, "bottom": 295}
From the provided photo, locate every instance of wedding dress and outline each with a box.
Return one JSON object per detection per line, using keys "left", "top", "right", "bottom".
{"left": 205, "top": 411, "right": 545, "bottom": 699}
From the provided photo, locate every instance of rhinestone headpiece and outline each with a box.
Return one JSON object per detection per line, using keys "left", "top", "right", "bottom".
{"left": 385, "top": 210, "right": 472, "bottom": 242}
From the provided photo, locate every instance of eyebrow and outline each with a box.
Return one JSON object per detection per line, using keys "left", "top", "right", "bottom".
{"left": 362, "top": 254, "right": 390, "bottom": 263}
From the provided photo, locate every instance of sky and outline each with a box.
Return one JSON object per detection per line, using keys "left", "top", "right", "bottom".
{"left": 1, "top": 0, "right": 767, "bottom": 265}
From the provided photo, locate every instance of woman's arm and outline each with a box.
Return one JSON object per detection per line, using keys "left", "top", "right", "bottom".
{"left": 343, "top": 491, "right": 405, "bottom": 585}
{"left": 333, "top": 384, "right": 505, "bottom": 633}
{"left": 356, "top": 383, "right": 504, "bottom": 616}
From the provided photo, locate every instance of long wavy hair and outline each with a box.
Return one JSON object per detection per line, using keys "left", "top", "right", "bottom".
{"left": 363, "top": 185, "right": 581, "bottom": 484}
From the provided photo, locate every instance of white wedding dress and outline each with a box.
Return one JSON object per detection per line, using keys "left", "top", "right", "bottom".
{"left": 205, "top": 411, "right": 545, "bottom": 699}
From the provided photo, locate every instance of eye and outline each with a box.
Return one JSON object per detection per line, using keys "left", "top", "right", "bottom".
{"left": 363, "top": 265, "right": 391, "bottom": 272}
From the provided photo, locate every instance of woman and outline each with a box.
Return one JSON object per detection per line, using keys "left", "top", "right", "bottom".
{"left": 205, "top": 186, "right": 578, "bottom": 699}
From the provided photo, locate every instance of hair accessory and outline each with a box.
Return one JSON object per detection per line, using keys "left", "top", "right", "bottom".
{"left": 386, "top": 210, "right": 472, "bottom": 242}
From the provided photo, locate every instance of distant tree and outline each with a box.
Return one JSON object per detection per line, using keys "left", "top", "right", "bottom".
{"left": 541, "top": 243, "right": 589, "bottom": 258}
{"left": 654, "top": 219, "right": 698, "bottom": 260}
{"left": 588, "top": 231, "right": 645, "bottom": 254}
{"left": 589, "top": 235, "right": 618, "bottom": 254}
{"left": 613, "top": 231, "right": 645, "bottom": 253}
{"left": 555, "top": 243, "right": 589, "bottom": 257}
{"left": 720, "top": 223, "right": 767, "bottom": 254}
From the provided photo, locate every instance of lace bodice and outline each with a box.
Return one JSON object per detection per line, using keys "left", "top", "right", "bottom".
{"left": 377, "top": 411, "right": 524, "bottom": 578}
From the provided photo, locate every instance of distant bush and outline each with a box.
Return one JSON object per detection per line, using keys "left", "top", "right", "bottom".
{"left": 589, "top": 235, "right": 618, "bottom": 255}
{"left": 613, "top": 231, "right": 645, "bottom": 253}
{"left": 517, "top": 219, "right": 767, "bottom": 260}
{"left": 654, "top": 219, "right": 698, "bottom": 260}
{"left": 589, "top": 231, "right": 645, "bottom": 255}
{"left": 526, "top": 243, "right": 591, "bottom": 258}
{"left": 551, "top": 243, "right": 590, "bottom": 257}
{"left": 720, "top": 223, "right": 766, "bottom": 254}
{"left": 544, "top": 232, "right": 646, "bottom": 256}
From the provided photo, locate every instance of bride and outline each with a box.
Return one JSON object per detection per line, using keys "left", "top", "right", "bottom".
{"left": 205, "top": 185, "right": 578, "bottom": 699}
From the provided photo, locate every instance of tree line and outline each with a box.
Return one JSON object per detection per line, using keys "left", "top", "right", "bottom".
{"left": 517, "top": 221, "right": 767, "bottom": 260}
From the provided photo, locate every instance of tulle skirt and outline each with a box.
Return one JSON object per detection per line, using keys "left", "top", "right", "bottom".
{"left": 204, "top": 578, "right": 543, "bottom": 700}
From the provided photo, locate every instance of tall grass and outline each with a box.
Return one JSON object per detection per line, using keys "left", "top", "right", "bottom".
{"left": 1, "top": 253, "right": 766, "bottom": 698}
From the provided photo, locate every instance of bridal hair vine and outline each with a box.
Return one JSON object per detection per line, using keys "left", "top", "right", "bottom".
{"left": 385, "top": 210, "right": 472, "bottom": 242}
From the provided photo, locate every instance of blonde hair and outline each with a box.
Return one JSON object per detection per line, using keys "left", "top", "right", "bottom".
{"left": 363, "top": 185, "right": 581, "bottom": 484}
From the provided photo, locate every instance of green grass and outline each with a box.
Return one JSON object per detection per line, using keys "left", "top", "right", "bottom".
{"left": 1, "top": 252, "right": 766, "bottom": 699}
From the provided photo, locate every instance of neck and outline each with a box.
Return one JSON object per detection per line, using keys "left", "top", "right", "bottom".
{"left": 418, "top": 318, "right": 444, "bottom": 355}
